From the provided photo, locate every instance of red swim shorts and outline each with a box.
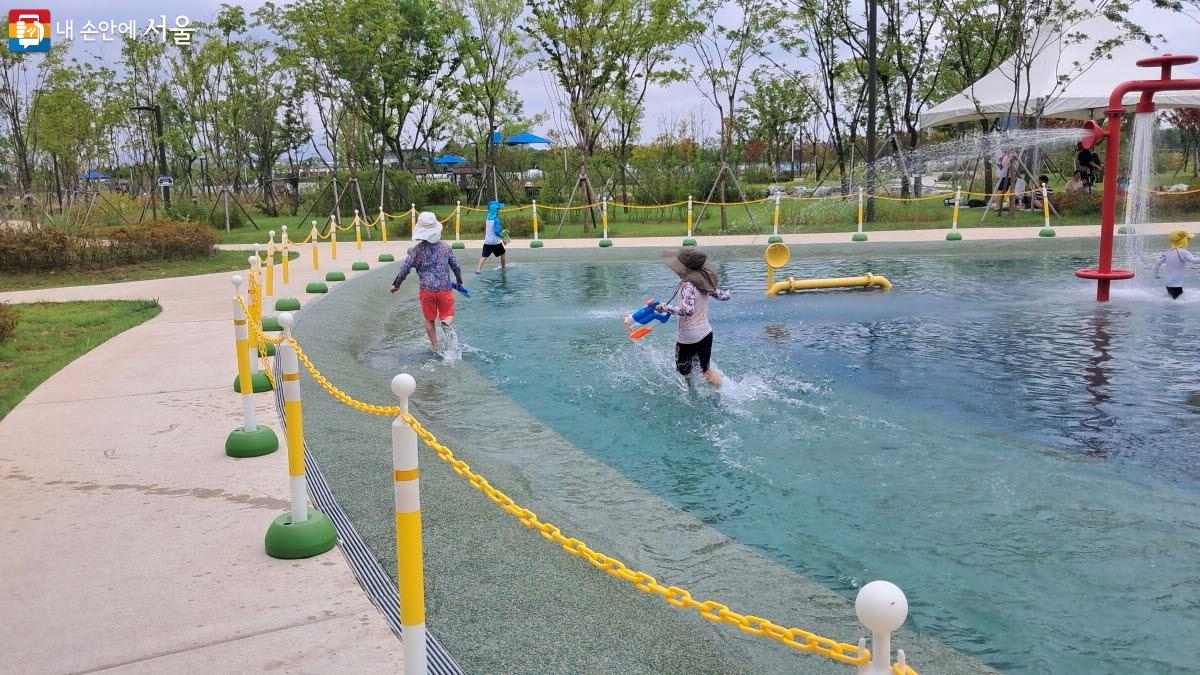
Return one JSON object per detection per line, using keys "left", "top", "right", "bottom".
{"left": 418, "top": 289, "right": 455, "bottom": 321}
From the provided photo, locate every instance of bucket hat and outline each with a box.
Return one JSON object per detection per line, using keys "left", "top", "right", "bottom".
{"left": 412, "top": 211, "right": 442, "bottom": 243}
{"left": 663, "top": 247, "right": 717, "bottom": 294}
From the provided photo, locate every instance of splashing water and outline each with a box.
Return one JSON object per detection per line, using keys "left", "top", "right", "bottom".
{"left": 1120, "top": 112, "right": 1156, "bottom": 273}
{"left": 873, "top": 128, "right": 1087, "bottom": 182}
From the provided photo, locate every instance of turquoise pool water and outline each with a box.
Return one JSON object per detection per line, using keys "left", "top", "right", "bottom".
{"left": 414, "top": 245, "right": 1199, "bottom": 673}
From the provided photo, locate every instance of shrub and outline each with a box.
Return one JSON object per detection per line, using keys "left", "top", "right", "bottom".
{"left": 424, "top": 181, "right": 460, "bottom": 205}
{"left": 0, "top": 302, "right": 18, "bottom": 343}
{"left": 168, "top": 199, "right": 245, "bottom": 230}
{"left": 0, "top": 220, "right": 215, "bottom": 272}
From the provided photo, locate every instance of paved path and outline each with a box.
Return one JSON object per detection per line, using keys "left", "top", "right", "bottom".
{"left": 0, "top": 258, "right": 404, "bottom": 673}
{"left": 0, "top": 221, "right": 1194, "bottom": 672}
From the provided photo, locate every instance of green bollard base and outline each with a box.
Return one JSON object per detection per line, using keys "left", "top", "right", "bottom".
{"left": 852, "top": 233, "right": 868, "bottom": 242}
{"left": 325, "top": 271, "right": 346, "bottom": 282}
{"left": 682, "top": 238, "right": 697, "bottom": 246}
{"left": 1039, "top": 228, "right": 1057, "bottom": 238}
{"left": 1118, "top": 226, "right": 1135, "bottom": 235}
{"left": 274, "top": 297, "right": 301, "bottom": 312}
{"left": 265, "top": 509, "right": 338, "bottom": 559}
{"left": 306, "top": 282, "right": 328, "bottom": 294}
{"left": 946, "top": 231, "right": 963, "bottom": 241}
{"left": 261, "top": 316, "right": 283, "bottom": 332}
{"left": 258, "top": 343, "right": 275, "bottom": 357}
{"left": 225, "top": 425, "right": 278, "bottom": 458}
{"left": 767, "top": 235, "right": 784, "bottom": 244}
{"left": 599, "top": 239, "right": 613, "bottom": 248}
{"left": 233, "top": 371, "right": 273, "bottom": 394}
{"left": 530, "top": 240, "right": 544, "bottom": 248}
{"left": 452, "top": 241, "right": 466, "bottom": 249}
{"left": 378, "top": 253, "right": 395, "bottom": 262}
{"left": 351, "top": 261, "right": 370, "bottom": 271}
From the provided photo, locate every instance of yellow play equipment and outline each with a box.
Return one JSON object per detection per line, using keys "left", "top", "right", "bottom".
{"left": 764, "top": 242, "right": 892, "bottom": 297}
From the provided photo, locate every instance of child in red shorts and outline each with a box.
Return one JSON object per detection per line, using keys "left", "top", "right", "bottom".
{"left": 390, "top": 211, "right": 464, "bottom": 352}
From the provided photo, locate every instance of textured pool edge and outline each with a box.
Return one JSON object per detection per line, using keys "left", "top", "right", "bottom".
{"left": 278, "top": 270, "right": 464, "bottom": 675}
{"left": 294, "top": 264, "right": 997, "bottom": 674}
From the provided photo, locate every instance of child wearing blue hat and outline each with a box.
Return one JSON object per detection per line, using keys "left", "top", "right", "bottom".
{"left": 476, "top": 200, "right": 511, "bottom": 273}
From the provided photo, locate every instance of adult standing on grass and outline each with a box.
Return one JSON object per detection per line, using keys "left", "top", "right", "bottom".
{"left": 476, "top": 200, "right": 511, "bottom": 273}
{"left": 391, "top": 211, "right": 464, "bottom": 352}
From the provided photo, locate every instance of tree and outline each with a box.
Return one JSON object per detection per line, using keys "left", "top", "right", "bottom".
{"left": 454, "top": 0, "right": 532, "bottom": 200}
{"left": 527, "top": 0, "right": 637, "bottom": 229}
{"left": 741, "top": 67, "right": 809, "bottom": 175}
{"left": 688, "top": 0, "right": 768, "bottom": 230}
{"left": 0, "top": 50, "right": 41, "bottom": 196}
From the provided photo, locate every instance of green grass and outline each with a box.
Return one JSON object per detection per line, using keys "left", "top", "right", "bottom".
{"left": 0, "top": 250, "right": 300, "bottom": 292}
{"left": 0, "top": 299, "right": 161, "bottom": 419}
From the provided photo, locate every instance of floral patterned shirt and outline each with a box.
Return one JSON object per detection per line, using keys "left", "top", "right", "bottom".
{"left": 392, "top": 241, "right": 463, "bottom": 292}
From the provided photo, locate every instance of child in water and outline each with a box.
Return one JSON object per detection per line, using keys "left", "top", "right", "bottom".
{"left": 1153, "top": 229, "right": 1200, "bottom": 299}
{"left": 390, "top": 211, "right": 464, "bottom": 351}
{"left": 476, "top": 200, "right": 511, "bottom": 273}
{"left": 656, "top": 247, "right": 732, "bottom": 387}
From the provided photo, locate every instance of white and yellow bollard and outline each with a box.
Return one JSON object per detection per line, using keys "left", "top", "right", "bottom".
{"left": 855, "top": 581, "right": 909, "bottom": 675}
{"left": 683, "top": 195, "right": 696, "bottom": 246}
{"left": 354, "top": 210, "right": 363, "bottom": 250}
{"left": 226, "top": 275, "right": 278, "bottom": 457}
{"left": 947, "top": 186, "right": 963, "bottom": 241}
{"left": 280, "top": 226, "right": 291, "bottom": 285}
{"left": 380, "top": 206, "right": 389, "bottom": 243}
{"left": 530, "top": 199, "right": 543, "bottom": 248}
{"left": 451, "top": 201, "right": 464, "bottom": 250}
{"left": 410, "top": 203, "right": 417, "bottom": 234}
{"left": 599, "top": 198, "right": 612, "bottom": 247}
{"left": 852, "top": 188, "right": 868, "bottom": 242}
{"left": 769, "top": 194, "right": 783, "bottom": 243}
{"left": 329, "top": 215, "right": 338, "bottom": 261}
{"left": 265, "top": 231, "right": 276, "bottom": 297}
{"left": 264, "top": 312, "right": 338, "bottom": 559}
{"left": 391, "top": 373, "right": 428, "bottom": 675}
{"left": 311, "top": 220, "right": 321, "bottom": 270}
{"left": 1038, "top": 184, "right": 1055, "bottom": 237}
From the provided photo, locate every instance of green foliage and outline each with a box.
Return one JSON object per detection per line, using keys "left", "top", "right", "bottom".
{"left": 0, "top": 221, "right": 216, "bottom": 273}
{"left": 0, "top": 302, "right": 17, "bottom": 343}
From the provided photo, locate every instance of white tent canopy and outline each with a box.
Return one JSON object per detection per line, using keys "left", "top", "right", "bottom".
{"left": 919, "top": 14, "right": 1200, "bottom": 129}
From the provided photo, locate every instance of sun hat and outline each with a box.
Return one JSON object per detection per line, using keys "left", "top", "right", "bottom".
{"left": 412, "top": 211, "right": 442, "bottom": 243}
{"left": 663, "top": 247, "right": 718, "bottom": 294}
{"left": 1168, "top": 229, "right": 1194, "bottom": 249}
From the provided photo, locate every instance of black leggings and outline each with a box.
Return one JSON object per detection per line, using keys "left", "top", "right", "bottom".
{"left": 675, "top": 332, "right": 714, "bottom": 375}
{"left": 1167, "top": 286, "right": 1184, "bottom": 299}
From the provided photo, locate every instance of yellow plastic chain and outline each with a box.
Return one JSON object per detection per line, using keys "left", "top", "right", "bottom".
{"left": 273, "top": 333, "right": 917, "bottom": 674}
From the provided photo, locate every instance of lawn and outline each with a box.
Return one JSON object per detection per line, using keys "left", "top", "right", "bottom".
{"left": 0, "top": 300, "right": 161, "bottom": 419}
{"left": 0, "top": 250, "right": 299, "bottom": 292}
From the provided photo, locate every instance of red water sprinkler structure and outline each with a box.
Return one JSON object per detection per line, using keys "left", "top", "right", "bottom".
{"left": 1075, "top": 54, "right": 1200, "bottom": 301}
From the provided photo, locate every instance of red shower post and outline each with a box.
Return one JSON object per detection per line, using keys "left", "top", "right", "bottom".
{"left": 1075, "top": 54, "right": 1200, "bottom": 301}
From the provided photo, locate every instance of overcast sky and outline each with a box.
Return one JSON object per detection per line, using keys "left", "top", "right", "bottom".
{"left": 47, "top": 0, "right": 1200, "bottom": 143}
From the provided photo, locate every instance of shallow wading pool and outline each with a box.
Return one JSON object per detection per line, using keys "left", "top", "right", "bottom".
{"left": 301, "top": 239, "right": 1199, "bottom": 674}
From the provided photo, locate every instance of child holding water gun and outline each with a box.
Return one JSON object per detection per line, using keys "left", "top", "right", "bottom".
{"left": 656, "top": 247, "right": 731, "bottom": 387}
{"left": 476, "top": 200, "right": 511, "bottom": 273}
{"left": 1153, "top": 229, "right": 1200, "bottom": 299}
{"left": 390, "top": 211, "right": 465, "bottom": 352}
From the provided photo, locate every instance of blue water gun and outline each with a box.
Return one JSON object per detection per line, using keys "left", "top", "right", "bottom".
{"left": 623, "top": 297, "right": 670, "bottom": 340}
{"left": 451, "top": 283, "right": 471, "bottom": 297}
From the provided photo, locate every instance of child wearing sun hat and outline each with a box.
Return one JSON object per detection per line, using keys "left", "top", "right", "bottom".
{"left": 1153, "top": 230, "right": 1200, "bottom": 299}
{"left": 390, "top": 211, "right": 464, "bottom": 351}
{"left": 656, "top": 247, "right": 732, "bottom": 387}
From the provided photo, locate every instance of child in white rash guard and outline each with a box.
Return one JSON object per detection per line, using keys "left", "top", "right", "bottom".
{"left": 656, "top": 247, "right": 731, "bottom": 387}
{"left": 1153, "top": 230, "right": 1200, "bottom": 299}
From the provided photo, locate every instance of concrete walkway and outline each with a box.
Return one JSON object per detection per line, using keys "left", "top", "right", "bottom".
{"left": 0, "top": 256, "right": 404, "bottom": 673}
{"left": 0, "top": 221, "right": 1194, "bottom": 672}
